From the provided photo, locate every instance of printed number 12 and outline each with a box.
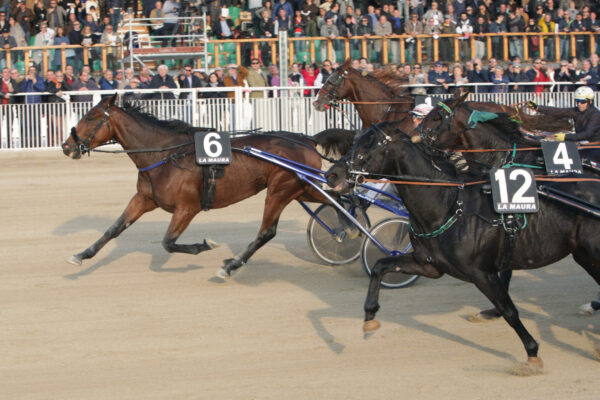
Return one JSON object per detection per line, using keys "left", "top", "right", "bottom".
{"left": 494, "top": 169, "right": 535, "bottom": 204}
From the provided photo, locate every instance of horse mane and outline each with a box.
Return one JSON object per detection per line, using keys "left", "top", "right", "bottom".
{"left": 121, "top": 102, "right": 196, "bottom": 135}
{"left": 311, "top": 128, "right": 356, "bottom": 157}
{"left": 519, "top": 111, "right": 573, "bottom": 132}
{"left": 369, "top": 68, "right": 411, "bottom": 97}
{"left": 479, "top": 112, "right": 531, "bottom": 146}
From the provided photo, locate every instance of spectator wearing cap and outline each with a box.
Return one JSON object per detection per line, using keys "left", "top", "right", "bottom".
{"left": 427, "top": 61, "right": 451, "bottom": 94}
{"left": 149, "top": 64, "right": 177, "bottom": 99}
{"left": 0, "top": 27, "right": 16, "bottom": 70}
{"left": 405, "top": 12, "right": 423, "bottom": 64}
{"left": 440, "top": 14, "right": 456, "bottom": 62}
{"left": 222, "top": 63, "right": 248, "bottom": 99}
{"left": 506, "top": 62, "right": 528, "bottom": 92}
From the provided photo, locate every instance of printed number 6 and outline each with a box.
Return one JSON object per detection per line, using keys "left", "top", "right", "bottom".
{"left": 203, "top": 133, "right": 222, "bottom": 158}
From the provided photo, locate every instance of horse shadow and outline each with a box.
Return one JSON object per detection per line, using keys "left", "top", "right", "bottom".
{"left": 53, "top": 214, "right": 599, "bottom": 365}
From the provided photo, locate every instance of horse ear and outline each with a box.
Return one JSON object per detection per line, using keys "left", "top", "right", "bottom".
{"left": 342, "top": 58, "right": 352, "bottom": 69}
{"left": 108, "top": 94, "right": 118, "bottom": 106}
{"left": 451, "top": 90, "right": 469, "bottom": 108}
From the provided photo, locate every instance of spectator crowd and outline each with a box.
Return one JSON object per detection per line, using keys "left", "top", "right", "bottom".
{"left": 2, "top": 0, "right": 600, "bottom": 104}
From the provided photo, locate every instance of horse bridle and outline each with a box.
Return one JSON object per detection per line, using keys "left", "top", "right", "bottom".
{"left": 417, "top": 102, "right": 453, "bottom": 145}
{"left": 345, "top": 123, "right": 394, "bottom": 179}
{"left": 317, "top": 69, "right": 347, "bottom": 107}
{"left": 70, "top": 104, "right": 112, "bottom": 155}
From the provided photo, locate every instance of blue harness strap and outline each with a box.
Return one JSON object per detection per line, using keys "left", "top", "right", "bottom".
{"left": 139, "top": 159, "right": 167, "bottom": 172}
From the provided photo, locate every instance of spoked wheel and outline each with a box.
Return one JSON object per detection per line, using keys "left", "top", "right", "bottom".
{"left": 306, "top": 202, "right": 370, "bottom": 265}
{"left": 361, "top": 217, "right": 419, "bottom": 289}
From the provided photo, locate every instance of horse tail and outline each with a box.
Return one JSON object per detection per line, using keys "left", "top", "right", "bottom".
{"left": 310, "top": 128, "right": 357, "bottom": 159}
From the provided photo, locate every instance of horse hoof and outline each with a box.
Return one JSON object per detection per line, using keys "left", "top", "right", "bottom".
{"left": 344, "top": 227, "right": 360, "bottom": 240}
{"left": 205, "top": 239, "right": 219, "bottom": 250}
{"left": 583, "top": 331, "right": 600, "bottom": 361}
{"left": 467, "top": 308, "right": 502, "bottom": 323}
{"left": 513, "top": 357, "right": 544, "bottom": 376}
{"left": 579, "top": 303, "right": 595, "bottom": 316}
{"left": 67, "top": 255, "right": 82, "bottom": 266}
{"left": 214, "top": 268, "right": 230, "bottom": 281}
{"left": 363, "top": 319, "right": 381, "bottom": 333}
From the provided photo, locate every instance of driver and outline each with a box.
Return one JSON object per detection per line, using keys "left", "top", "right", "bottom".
{"left": 410, "top": 103, "right": 434, "bottom": 128}
{"left": 527, "top": 86, "right": 600, "bottom": 162}
{"left": 411, "top": 103, "right": 469, "bottom": 171}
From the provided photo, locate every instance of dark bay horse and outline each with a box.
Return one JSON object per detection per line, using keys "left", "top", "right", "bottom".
{"left": 313, "top": 59, "right": 415, "bottom": 128}
{"left": 325, "top": 122, "right": 600, "bottom": 372}
{"left": 61, "top": 95, "right": 352, "bottom": 278}
{"left": 413, "top": 93, "right": 543, "bottom": 173}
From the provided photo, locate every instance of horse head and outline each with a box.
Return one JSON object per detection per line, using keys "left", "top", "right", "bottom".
{"left": 313, "top": 59, "right": 354, "bottom": 112}
{"left": 62, "top": 94, "right": 118, "bottom": 159}
{"left": 413, "top": 91, "right": 470, "bottom": 148}
{"left": 326, "top": 122, "right": 396, "bottom": 190}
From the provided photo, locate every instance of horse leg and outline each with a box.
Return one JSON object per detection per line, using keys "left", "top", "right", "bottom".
{"left": 471, "top": 270, "right": 513, "bottom": 321}
{"left": 217, "top": 185, "right": 300, "bottom": 278}
{"left": 162, "top": 207, "right": 219, "bottom": 254}
{"left": 470, "top": 270, "right": 543, "bottom": 373}
{"left": 572, "top": 246, "right": 600, "bottom": 315}
{"left": 363, "top": 255, "right": 442, "bottom": 334}
{"left": 68, "top": 193, "right": 157, "bottom": 265}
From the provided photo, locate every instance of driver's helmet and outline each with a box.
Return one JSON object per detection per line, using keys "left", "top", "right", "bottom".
{"left": 574, "top": 86, "right": 594, "bottom": 102}
{"left": 410, "top": 104, "right": 434, "bottom": 118}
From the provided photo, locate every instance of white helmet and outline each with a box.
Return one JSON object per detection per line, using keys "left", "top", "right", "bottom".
{"left": 574, "top": 86, "right": 594, "bottom": 102}
{"left": 411, "top": 104, "right": 434, "bottom": 117}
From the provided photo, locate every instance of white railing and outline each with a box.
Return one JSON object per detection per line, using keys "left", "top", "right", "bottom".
{"left": 0, "top": 86, "right": 591, "bottom": 150}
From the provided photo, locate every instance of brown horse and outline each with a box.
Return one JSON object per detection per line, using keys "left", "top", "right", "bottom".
{"left": 61, "top": 95, "right": 352, "bottom": 278}
{"left": 313, "top": 59, "right": 415, "bottom": 128}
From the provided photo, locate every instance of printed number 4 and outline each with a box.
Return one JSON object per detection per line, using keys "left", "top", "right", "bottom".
{"left": 494, "top": 169, "right": 535, "bottom": 204}
{"left": 203, "top": 133, "right": 223, "bottom": 158}
{"left": 553, "top": 142, "right": 573, "bottom": 170}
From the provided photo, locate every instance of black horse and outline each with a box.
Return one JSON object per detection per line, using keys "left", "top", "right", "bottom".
{"left": 325, "top": 121, "right": 600, "bottom": 372}
{"left": 414, "top": 93, "right": 600, "bottom": 319}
